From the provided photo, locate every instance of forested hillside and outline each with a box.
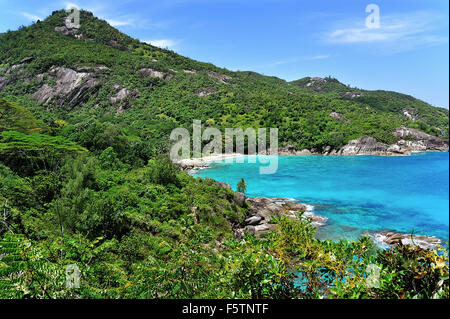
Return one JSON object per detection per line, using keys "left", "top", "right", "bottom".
{"left": 0, "top": 10, "right": 448, "bottom": 299}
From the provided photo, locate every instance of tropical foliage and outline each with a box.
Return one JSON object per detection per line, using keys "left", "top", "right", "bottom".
{"left": 0, "top": 10, "right": 448, "bottom": 299}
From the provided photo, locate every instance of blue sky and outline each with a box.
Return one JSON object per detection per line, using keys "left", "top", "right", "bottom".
{"left": 0, "top": 0, "right": 448, "bottom": 108}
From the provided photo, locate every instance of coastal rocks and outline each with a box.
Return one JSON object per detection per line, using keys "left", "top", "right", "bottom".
{"left": 278, "top": 144, "right": 313, "bottom": 155}
{"left": 215, "top": 181, "right": 232, "bottom": 190}
{"left": 175, "top": 159, "right": 210, "bottom": 172}
{"left": 32, "top": 66, "right": 101, "bottom": 108}
{"left": 332, "top": 128, "right": 449, "bottom": 156}
{"left": 373, "top": 232, "right": 442, "bottom": 250}
{"left": 338, "top": 137, "right": 389, "bottom": 156}
{"left": 393, "top": 127, "right": 448, "bottom": 152}
{"left": 233, "top": 192, "right": 246, "bottom": 207}
{"left": 235, "top": 197, "right": 327, "bottom": 239}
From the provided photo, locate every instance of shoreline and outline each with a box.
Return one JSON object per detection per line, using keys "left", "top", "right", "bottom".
{"left": 176, "top": 150, "right": 448, "bottom": 172}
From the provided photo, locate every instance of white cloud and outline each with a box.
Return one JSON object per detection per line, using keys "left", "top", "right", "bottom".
{"left": 21, "top": 12, "right": 42, "bottom": 21}
{"left": 311, "top": 55, "right": 330, "bottom": 60}
{"left": 64, "top": 2, "right": 80, "bottom": 10}
{"left": 324, "top": 11, "right": 448, "bottom": 50}
{"left": 106, "top": 19, "right": 133, "bottom": 27}
{"left": 271, "top": 58, "right": 298, "bottom": 66}
{"left": 144, "top": 39, "right": 177, "bottom": 48}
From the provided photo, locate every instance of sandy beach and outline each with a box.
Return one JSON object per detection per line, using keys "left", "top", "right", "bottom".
{"left": 175, "top": 153, "right": 247, "bottom": 168}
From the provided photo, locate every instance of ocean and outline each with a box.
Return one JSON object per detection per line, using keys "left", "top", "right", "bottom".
{"left": 192, "top": 152, "right": 449, "bottom": 242}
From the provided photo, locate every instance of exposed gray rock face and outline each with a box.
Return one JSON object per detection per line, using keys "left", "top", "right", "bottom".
{"left": 183, "top": 69, "right": 199, "bottom": 74}
{"left": 304, "top": 77, "right": 327, "bottom": 87}
{"left": 329, "top": 112, "right": 343, "bottom": 121}
{"left": 55, "top": 22, "right": 82, "bottom": 39}
{"left": 331, "top": 128, "right": 448, "bottom": 156}
{"left": 338, "top": 137, "right": 389, "bottom": 156}
{"left": 372, "top": 232, "right": 441, "bottom": 250}
{"left": 235, "top": 197, "right": 327, "bottom": 239}
{"left": 402, "top": 109, "right": 417, "bottom": 121}
{"left": 207, "top": 71, "right": 232, "bottom": 84}
{"left": 110, "top": 87, "right": 130, "bottom": 104}
{"left": 393, "top": 127, "right": 448, "bottom": 152}
{"left": 234, "top": 192, "right": 246, "bottom": 207}
{"left": 278, "top": 144, "right": 313, "bottom": 156}
{"left": 139, "top": 68, "right": 174, "bottom": 82}
{"left": 75, "top": 65, "right": 110, "bottom": 73}
{"left": 344, "top": 91, "right": 364, "bottom": 99}
{"left": 216, "top": 181, "right": 232, "bottom": 190}
{"left": 32, "top": 66, "right": 101, "bottom": 108}
{"left": 194, "top": 87, "right": 217, "bottom": 97}
{"left": 0, "top": 64, "right": 26, "bottom": 90}
{"left": 20, "top": 57, "right": 34, "bottom": 63}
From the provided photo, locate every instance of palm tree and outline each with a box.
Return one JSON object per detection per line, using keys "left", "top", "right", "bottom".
{"left": 237, "top": 178, "right": 247, "bottom": 193}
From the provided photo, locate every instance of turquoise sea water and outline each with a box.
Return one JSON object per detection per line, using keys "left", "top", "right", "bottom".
{"left": 192, "top": 152, "right": 449, "bottom": 242}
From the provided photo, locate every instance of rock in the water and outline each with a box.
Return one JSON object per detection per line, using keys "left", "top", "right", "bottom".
{"left": 373, "top": 232, "right": 442, "bottom": 250}
{"left": 338, "top": 137, "right": 389, "bottom": 156}
{"left": 237, "top": 197, "right": 324, "bottom": 238}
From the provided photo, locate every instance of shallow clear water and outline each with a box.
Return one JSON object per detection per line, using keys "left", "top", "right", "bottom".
{"left": 192, "top": 152, "right": 449, "bottom": 242}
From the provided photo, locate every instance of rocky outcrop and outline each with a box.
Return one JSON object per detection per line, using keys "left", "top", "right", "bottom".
{"left": 54, "top": 18, "right": 83, "bottom": 39}
{"left": 393, "top": 127, "right": 448, "bottom": 152}
{"left": 207, "top": 71, "right": 232, "bottom": 84}
{"left": 338, "top": 137, "right": 390, "bottom": 156}
{"left": 233, "top": 192, "right": 246, "bottom": 207}
{"left": 330, "top": 128, "right": 448, "bottom": 156}
{"left": 372, "top": 232, "right": 441, "bottom": 250}
{"left": 304, "top": 77, "right": 327, "bottom": 87}
{"left": 32, "top": 66, "right": 101, "bottom": 108}
{"left": 0, "top": 64, "right": 27, "bottom": 90}
{"left": 139, "top": 68, "right": 175, "bottom": 82}
{"left": 329, "top": 112, "right": 343, "bottom": 121}
{"left": 402, "top": 109, "right": 417, "bottom": 121}
{"left": 278, "top": 144, "right": 313, "bottom": 156}
{"left": 215, "top": 181, "right": 231, "bottom": 190}
{"left": 183, "top": 69, "right": 199, "bottom": 74}
{"left": 109, "top": 86, "right": 130, "bottom": 105}
{"left": 343, "top": 91, "right": 364, "bottom": 99}
{"left": 194, "top": 87, "right": 217, "bottom": 97}
{"left": 235, "top": 197, "right": 327, "bottom": 239}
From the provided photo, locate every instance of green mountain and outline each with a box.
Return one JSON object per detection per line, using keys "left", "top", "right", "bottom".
{"left": 1, "top": 10, "right": 448, "bottom": 160}
{"left": 0, "top": 10, "right": 448, "bottom": 299}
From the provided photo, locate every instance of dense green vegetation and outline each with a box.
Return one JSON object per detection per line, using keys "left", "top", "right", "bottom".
{"left": 0, "top": 10, "right": 449, "bottom": 299}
